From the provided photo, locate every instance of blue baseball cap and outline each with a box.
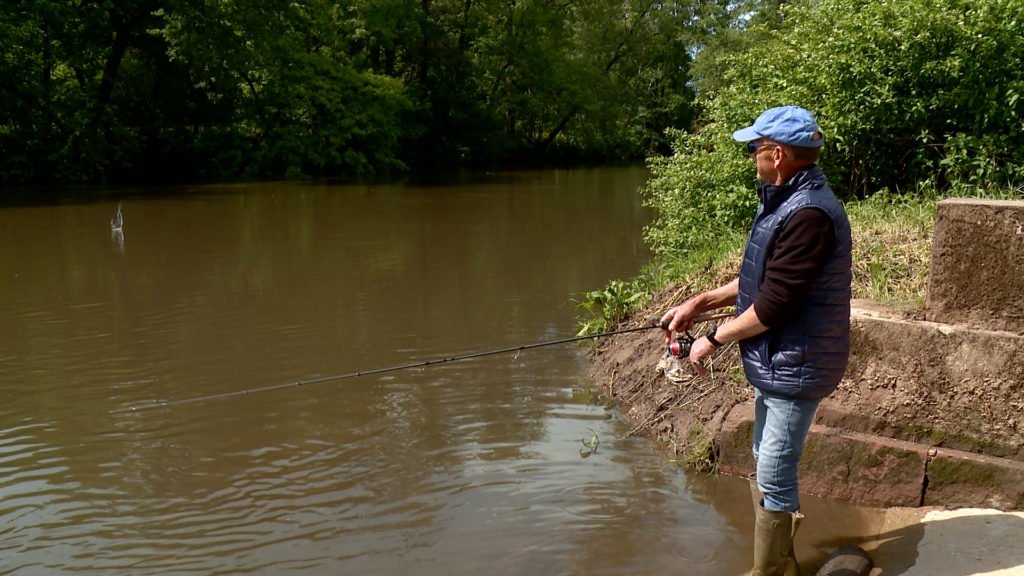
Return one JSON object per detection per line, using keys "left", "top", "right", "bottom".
{"left": 732, "top": 106, "right": 824, "bottom": 148}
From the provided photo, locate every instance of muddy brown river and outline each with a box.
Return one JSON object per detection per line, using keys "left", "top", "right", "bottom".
{"left": 0, "top": 168, "right": 908, "bottom": 575}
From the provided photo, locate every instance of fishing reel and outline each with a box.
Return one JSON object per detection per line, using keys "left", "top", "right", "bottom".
{"left": 668, "top": 330, "right": 696, "bottom": 359}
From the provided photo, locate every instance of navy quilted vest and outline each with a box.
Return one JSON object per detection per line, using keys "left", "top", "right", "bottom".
{"left": 736, "top": 165, "right": 852, "bottom": 399}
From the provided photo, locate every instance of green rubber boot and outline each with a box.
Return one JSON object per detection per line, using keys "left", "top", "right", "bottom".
{"left": 749, "top": 476, "right": 802, "bottom": 576}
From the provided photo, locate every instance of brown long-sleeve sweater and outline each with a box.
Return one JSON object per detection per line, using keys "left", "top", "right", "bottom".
{"left": 752, "top": 208, "right": 836, "bottom": 328}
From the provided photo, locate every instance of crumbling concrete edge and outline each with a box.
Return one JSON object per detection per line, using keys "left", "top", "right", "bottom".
{"left": 715, "top": 402, "right": 1024, "bottom": 511}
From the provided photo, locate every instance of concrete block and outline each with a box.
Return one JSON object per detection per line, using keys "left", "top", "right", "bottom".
{"left": 716, "top": 403, "right": 926, "bottom": 508}
{"left": 924, "top": 447, "right": 1024, "bottom": 510}
{"left": 823, "top": 305, "right": 1024, "bottom": 461}
{"left": 798, "top": 427, "right": 926, "bottom": 508}
{"left": 926, "top": 198, "right": 1024, "bottom": 333}
{"left": 716, "top": 401, "right": 756, "bottom": 475}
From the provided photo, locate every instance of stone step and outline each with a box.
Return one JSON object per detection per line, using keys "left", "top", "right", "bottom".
{"left": 716, "top": 401, "right": 1024, "bottom": 510}
{"left": 821, "top": 303, "right": 1024, "bottom": 461}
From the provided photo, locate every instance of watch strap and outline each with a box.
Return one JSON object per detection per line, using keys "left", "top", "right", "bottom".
{"left": 706, "top": 325, "right": 723, "bottom": 348}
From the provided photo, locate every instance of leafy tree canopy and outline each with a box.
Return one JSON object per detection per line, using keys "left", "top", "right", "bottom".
{"left": 0, "top": 0, "right": 705, "bottom": 183}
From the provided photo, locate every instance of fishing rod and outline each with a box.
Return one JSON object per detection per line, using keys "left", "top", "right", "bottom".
{"left": 112, "top": 311, "right": 733, "bottom": 414}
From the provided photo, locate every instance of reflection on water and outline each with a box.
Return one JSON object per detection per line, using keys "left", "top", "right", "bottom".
{"left": 0, "top": 168, "right": 899, "bottom": 575}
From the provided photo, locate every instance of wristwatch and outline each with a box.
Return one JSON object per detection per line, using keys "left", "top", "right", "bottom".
{"left": 706, "top": 325, "right": 723, "bottom": 348}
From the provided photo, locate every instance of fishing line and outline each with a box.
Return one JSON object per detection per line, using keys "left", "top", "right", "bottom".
{"left": 112, "top": 312, "right": 732, "bottom": 414}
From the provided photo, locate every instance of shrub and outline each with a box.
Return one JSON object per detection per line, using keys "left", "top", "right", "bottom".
{"left": 645, "top": 0, "right": 1024, "bottom": 260}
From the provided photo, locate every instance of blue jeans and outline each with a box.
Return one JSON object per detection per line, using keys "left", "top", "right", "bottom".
{"left": 751, "top": 388, "right": 821, "bottom": 513}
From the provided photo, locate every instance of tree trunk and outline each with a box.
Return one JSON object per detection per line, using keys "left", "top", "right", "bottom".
{"left": 95, "top": 21, "right": 131, "bottom": 120}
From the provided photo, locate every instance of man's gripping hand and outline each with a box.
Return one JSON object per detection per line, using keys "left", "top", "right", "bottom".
{"left": 659, "top": 300, "right": 701, "bottom": 344}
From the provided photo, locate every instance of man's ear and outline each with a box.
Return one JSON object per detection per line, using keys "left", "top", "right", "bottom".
{"left": 772, "top": 146, "right": 785, "bottom": 169}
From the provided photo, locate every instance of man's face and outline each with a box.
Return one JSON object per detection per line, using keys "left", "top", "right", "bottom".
{"left": 749, "top": 139, "right": 779, "bottom": 184}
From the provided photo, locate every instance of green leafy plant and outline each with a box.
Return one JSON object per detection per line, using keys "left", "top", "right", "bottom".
{"left": 575, "top": 278, "right": 651, "bottom": 336}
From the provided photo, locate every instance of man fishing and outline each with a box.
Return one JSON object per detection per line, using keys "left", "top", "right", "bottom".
{"left": 660, "top": 106, "right": 853, "bottom": 576}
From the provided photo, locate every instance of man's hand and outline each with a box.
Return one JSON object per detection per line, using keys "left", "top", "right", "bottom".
{"left": 660, "top": 300, "right": 701, "bottom": 343}
{"left": 688, "top": 336, "right": 718, "bottom": 376}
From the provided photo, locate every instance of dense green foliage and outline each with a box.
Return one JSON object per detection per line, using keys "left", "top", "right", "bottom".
{"left": 0, "top": 0, "right": 704, "bottom": 183}
{"left": 644, "top": 0, "right": 1024, "bottom": 260}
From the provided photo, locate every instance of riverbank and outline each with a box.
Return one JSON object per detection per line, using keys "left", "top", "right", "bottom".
{"left": 588, "top": 298, "right": 1023, "bottom": 508}
{"left": 587, "top": 295, "right": 1024, "bottom": 574}
{"left": 585, "top": 198, "right": 1024, "bottom": 572}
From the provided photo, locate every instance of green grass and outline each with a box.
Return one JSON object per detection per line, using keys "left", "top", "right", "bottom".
{"left": 846, "top": 189, "right": 938, "bottom": 311}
